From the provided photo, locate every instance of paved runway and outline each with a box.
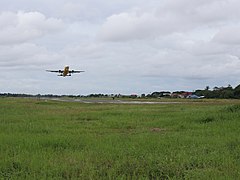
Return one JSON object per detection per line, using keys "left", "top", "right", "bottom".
{"left": 43, "top": 98, "right": 182, "bottom": 104}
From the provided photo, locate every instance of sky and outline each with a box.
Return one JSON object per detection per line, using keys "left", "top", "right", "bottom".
{"left": 1, "top": 0, "right": 240, "bottom": 95}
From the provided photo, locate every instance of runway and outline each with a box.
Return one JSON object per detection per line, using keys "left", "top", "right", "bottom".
{"left": 42, "top": 98, "right": 182, "bottom": 104}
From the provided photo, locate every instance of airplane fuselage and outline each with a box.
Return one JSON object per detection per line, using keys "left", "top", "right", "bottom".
{"left": 62, "top": 66, "right": 70, "bottom": 76}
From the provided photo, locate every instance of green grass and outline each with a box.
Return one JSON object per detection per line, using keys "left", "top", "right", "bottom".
{"left": 0, "top": 97, "right": 239, "bottom": 179}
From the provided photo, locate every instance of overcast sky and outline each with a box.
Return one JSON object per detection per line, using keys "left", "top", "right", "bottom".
{"left": 1, "top": 0, "right": 240, "bottom": 95}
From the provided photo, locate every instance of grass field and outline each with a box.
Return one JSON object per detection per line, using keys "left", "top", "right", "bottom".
{"left": 0, "top": 97, "right": 239, "bottom": 179}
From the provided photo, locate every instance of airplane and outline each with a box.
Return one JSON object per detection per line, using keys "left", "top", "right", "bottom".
{"left": 46, "top": 66, "right": 84, "bottom": 77}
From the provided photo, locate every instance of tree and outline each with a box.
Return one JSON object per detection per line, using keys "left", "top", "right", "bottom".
{"left": 234, "top": 84, "right": 240, "bottom": 98}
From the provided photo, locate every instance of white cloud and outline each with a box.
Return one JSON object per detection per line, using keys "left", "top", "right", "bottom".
{"left": 0, "top": 43, "right": 61, "bottom": 68}
{"left": 0, "top": 11, "right": 64, "bottom": 45}
{"left": 98, "top": 0, "right": 240, "bottom": 42}
{"left": 1, "top": 0, "right": 240, "bottom": 94}
{"left": 213, "top": 25, "right": 240, "bottom": 45}
{"left": 97, "top": 10, "right": 160, "bottom": 41}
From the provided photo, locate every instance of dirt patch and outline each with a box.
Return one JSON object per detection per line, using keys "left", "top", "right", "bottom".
{"left": 150, "top": 128, "right": 166, "bottom": 132}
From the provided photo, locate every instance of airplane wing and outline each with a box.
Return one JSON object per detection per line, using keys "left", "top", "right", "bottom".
{"left": 46, "top": 70, "right": 64, "bottom": 73}
{"left": 69, "top": 70, "right": 85, "bottom": 73}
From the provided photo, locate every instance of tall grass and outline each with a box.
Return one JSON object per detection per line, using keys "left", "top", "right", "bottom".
{"left": 0, "top": 97, "right": 239, "bottom": 179}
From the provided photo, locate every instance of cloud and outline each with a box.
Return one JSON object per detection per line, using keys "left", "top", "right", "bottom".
{"left": 141, "top": 53, "right": 240, "bottom": 80}
{"left": 97, "top": 10, "right": 160, "bottom": 41}
{"left": 213, "top": 25, "right": 240, "bottom": 45}
{"left": 0, "top": 43, "right": 61, "bottom": 68}
{"left": 1, "top": 0, "right": 240, "bottom": 94}
{"left": 0, "top": 11, "right": 64, "bottom": 45}
{"left": 98, "top": 0, "right": 240, "bottom": 42}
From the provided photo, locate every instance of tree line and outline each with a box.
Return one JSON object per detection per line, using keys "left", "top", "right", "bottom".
{"left": 1, "top": 84, "right": 240, "bottom": 99}
{"left": 194, "top": 84, "right": 240, "bottom": 99}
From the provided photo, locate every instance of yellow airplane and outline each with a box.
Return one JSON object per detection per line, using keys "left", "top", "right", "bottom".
{"left": 46, "top": 66, "right": 84, "bottom": 77}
